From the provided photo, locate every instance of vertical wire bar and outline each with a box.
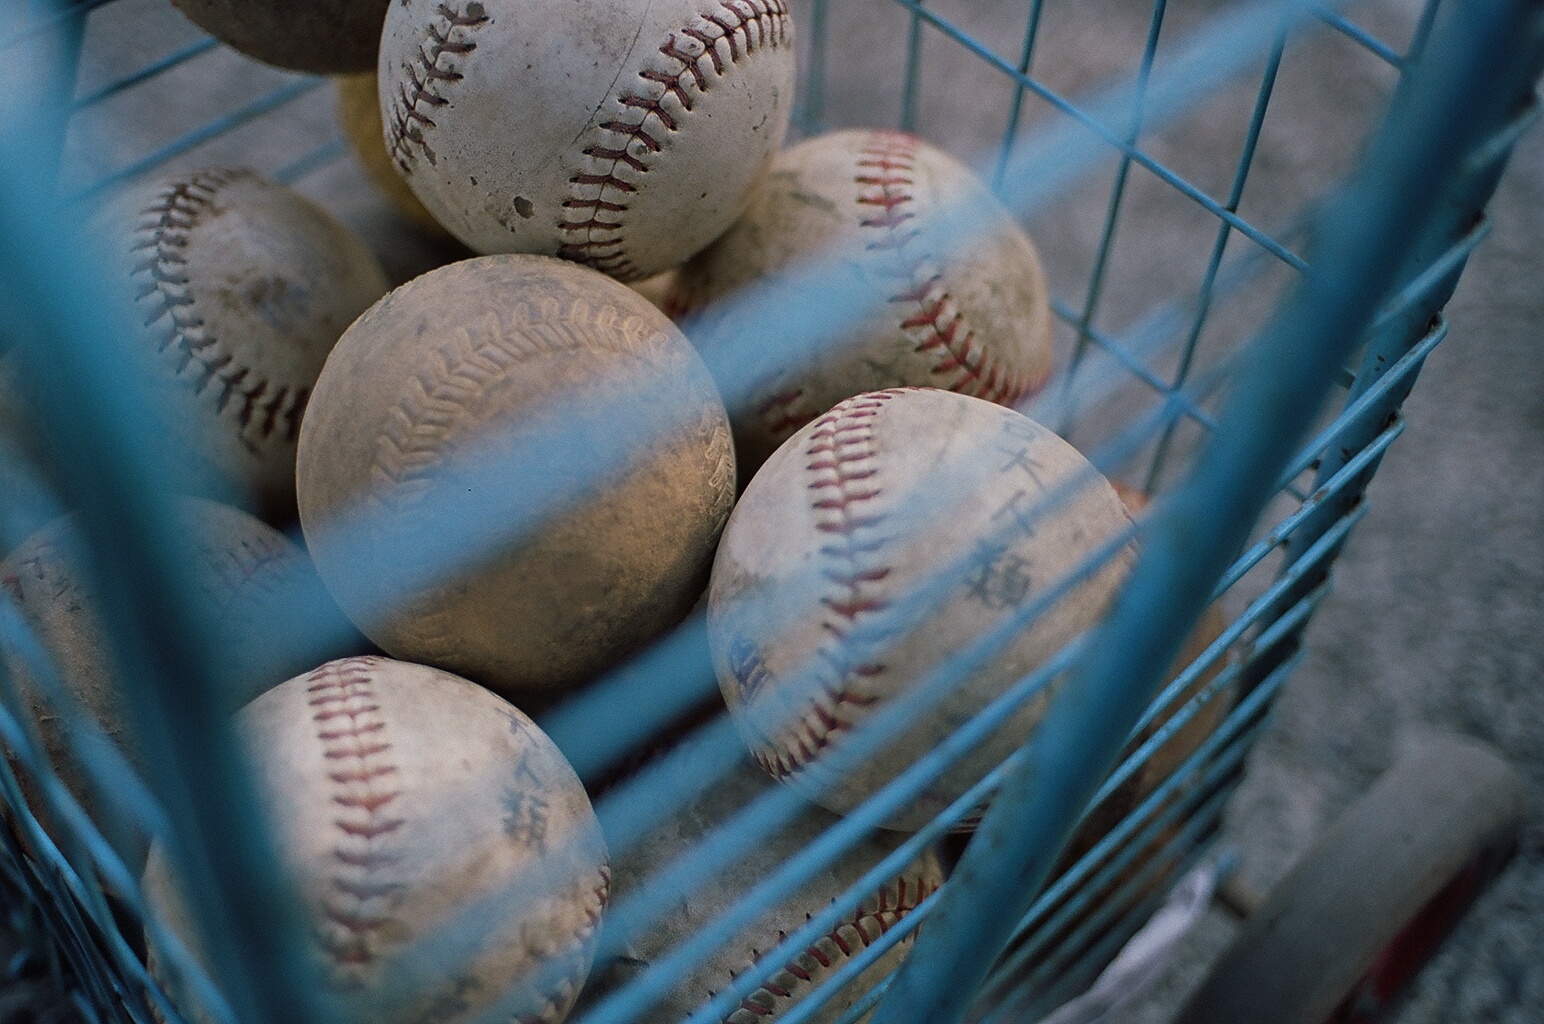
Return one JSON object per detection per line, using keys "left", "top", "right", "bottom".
{"left": 798, "top": 0, "right": 829, "bottom": 133}
{"left": 870, "top": 6, "right": 1544, "bottom": 1023}
{"left": 26, "top": 0, "right": 86, "bottom": 184}
{"left": 899, "top": 0, "right": 925, "bottom": 131}
{"left": 0, "top": 25, "right": 325, "bottom": 1024}
{"left": 1144, "top": 24, "right": 1290, "bottom": 490}
{"left": 1057, "top": 0, "right": 1171, "bottom": 432}
{"left": 1405, "top": 0, "right": 1445, "bottom": 64}
{"left": 993, "top": 0, "right": 1048, "bottom": 193}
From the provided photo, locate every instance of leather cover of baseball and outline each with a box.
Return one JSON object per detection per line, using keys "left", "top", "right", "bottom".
{"left": 599, "top": 760, "right": 943, "bottom": 1024}
{"left": 667, "top": 129, "right": 1054, "bottom": 475}
{"left": 0, "top": 498, "right": 315, "bottom": 862}
{"left": 142, "top": 656, "right": 610, "bottom": 1024}
{"left": 89, "top": 168, "right": 389, "bottom": 523}
{"left": 296, "top": 255, "right": 736, "bottom": 697}
{"left": 169, "top": 0, "right": 389, "bottom": 73}
{"left": 708, "top": 388, "right": 1135, "bottom": 831}
{"left": 378, "top": 0, "right": 796, "bottom": 280}
{"left": 335, "top": 72, "right": 451, "bottom": 238}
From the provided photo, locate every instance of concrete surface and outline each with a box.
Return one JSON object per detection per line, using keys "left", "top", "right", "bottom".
{"left": 19, "top": 0, "right": 1544, "bottom": 1020}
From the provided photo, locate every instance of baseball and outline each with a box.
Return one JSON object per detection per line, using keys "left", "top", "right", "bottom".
{"left": 142, "top": 656, "right": 610, "bottom": 1024}
{"left": 0, "top": 499, "right": 316, "bottom": 858}
{"left": 296, "top": 255, "right": 736, "bottom": 698}
{"left": 169, "top": 0, "right": 389, "bottom": 73}
{"left": 667, "top": 129, "right": 1054, "bottom": 474}
{"left": 378, "top": 0, "right": 796, "bottom": 280}
{"left": 335, "top": 72, "right": 452, "bottom": 238}
{"left": 709, "top": 388, "right": 1135, "bottom": 831}
{"left": 89, "top": 168, "right": 389, "bottom": 523}
{"left": 602, "top": 760, "right": 943, "bottom": 1024}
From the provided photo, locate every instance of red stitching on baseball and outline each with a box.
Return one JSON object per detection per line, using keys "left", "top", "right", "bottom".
{"left": 559, "top": 0, "right": 791, "bottom": 280}
{"left": 309, "top": 658, "right": 405, "bottom": 973}
{"left": 758, "top": 387, "right": 818, "bottom": 440}
{"left": 855, "top": 131, "right": 1045, "bottom": 407}
{"left": 515, "top": 863, "right": 612, "bottom": 1024}
{"left": 724, "top": 874, "right": 939, "bottom": 1024}
{"left": 133, "top": 170, "right": 310, "bottom": 451}
{"left": 752, "top": 390, "right": 918, "bottom": 782}
{"left": 387, "top": 1, "right": 490, "bottom": 173}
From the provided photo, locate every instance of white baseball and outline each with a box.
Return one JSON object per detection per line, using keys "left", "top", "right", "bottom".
{"left": 143, "top": 656, "right": 610, "bottom": 1024}
{"left": 89, "top": 168, "right": 389, "bottom": 522}
{"left": 602, "top": 760, "right": 943, "bottom": 1024}
{"left": 378, "top": 0, "right": 796, "bottom": 280}
{"left": 0, "top": 498, "right": 315, "bottom": 863}
{"left": 667, "top": 129, "right": 1054, "bottom": 474}
{"left": 708, "top": 388, "right": 1135, "bottom": 831}
{"left": 296, "top": 255, "right": 736, "bottom": 698}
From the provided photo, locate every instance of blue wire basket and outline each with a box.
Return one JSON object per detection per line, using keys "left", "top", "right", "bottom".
{"left": 1, "top": 2, "right": 1540, "bottom": 1024}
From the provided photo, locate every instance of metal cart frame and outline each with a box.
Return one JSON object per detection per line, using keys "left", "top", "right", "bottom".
{"left": 1, "top": 2, "right": 1540, "bottom": 1024}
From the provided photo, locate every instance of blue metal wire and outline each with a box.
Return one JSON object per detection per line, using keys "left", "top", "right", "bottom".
{"left": 1061, "top": 0, "right": 1172, "bottom": 404}
{"left": 66, "top": 77, "right": 324, "bottom": 204}
{"left": 70, "top": 36, "right": 219, "bottom": 110}
{"left": 1146, "top": 23, "right": 1290, "bottom": 489}
{"left": 992, "top": 0, "right": 1048, "bottom": 194}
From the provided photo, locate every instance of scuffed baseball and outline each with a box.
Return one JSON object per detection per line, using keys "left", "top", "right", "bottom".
{"left": 378, "top": 0, "right": 796, "bottom": 280}
{"left": 296, "top": 255, "right": 736, "bottom": 697}
{"left": 335, "top": 72, "right": 452, "bottom": 238}
{"left": 601, "top": 760, "right": 943, "bottom": 1024}
{"left": 0, "top": 499, "right": 316, "bottom": 856}
{"left": 709, "top": 388, "right": 1135, "bottom": 831}
{"left": 169, "top": 0, "right": 389, "bottom": 73}
{"left": 89, "top": 168, "right": 389, "bottom": 522}
{"left": 143, "top": 656, "right": 609, "bottom": 1024}
{"left": 668, "top": 129, "right": 1053, "bottom": 474}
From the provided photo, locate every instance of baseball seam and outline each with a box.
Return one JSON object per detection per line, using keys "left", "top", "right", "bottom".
{"left": 366, "top": 305, "right": 668, "bottom": 660}
{"left": 310, "top": 658, "right": 407, "bottom": 979}
{"left": 558, "top": 0, "right": 792, "bottom": 281}
{"left": 387, "top": 1, "right": 490, "bottom": 174}
{"left": 722, "top": 873, "right": 940, "bottom": 1024}
{"left": 370, "top": 306, "right": 661, "bottom": 514}
{"left": 857, "top": 131, "right": 1043, "bottom": 408}
{"left": 514, "top": 864, "right": 612, "bottom": 1024}
{"left": 752, "top": 390, "right": 916, "bottom": 782}
{"left": 132, "top": 170, "right": 310, "bottom": 452}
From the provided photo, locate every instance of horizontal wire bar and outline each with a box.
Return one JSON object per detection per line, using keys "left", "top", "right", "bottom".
{"left": 70, "top": 36, "right": 219, "bottom": 110}
{"left": 1310, "top": 4, "right": 1403, "bottom": 67}
{"left": 884, "top": 0, "right": 1312, "bottom": 273}
{"left": 64, "top": 77, "right": 323, "bottom": 204}
{"left": 272, "top": 136, "right": 346, "bottom": 184}
{"left": 1049, "top": 296, "right": 1220, "bottom": 430}
{"left": 1279, "top": 316, "right": 1445, "bottom": 485}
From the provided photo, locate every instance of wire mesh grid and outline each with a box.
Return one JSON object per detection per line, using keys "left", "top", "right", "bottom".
{"left": 0, "top": 2, "right": 1540, "bottom": 1024}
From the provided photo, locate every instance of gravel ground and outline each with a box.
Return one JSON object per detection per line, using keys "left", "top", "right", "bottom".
{"left": 7, "top": 0, "right": 1541, "bottom": 1021}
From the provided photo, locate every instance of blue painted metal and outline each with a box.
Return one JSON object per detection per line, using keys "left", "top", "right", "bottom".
{"left": 66, "top": 77, "right": 324, "bottom": 204}
{"left": 870, "top": 4, "right": 1544, "bottom": 1023}
{"left": 71, "top": 36, "right": 220, "bottom": 110}
{"left": 1, "top": 0, "right": 1540, "bottom": 1023}
{"left": 1060, "top": 0, "right": 1171, "bottom": 412}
